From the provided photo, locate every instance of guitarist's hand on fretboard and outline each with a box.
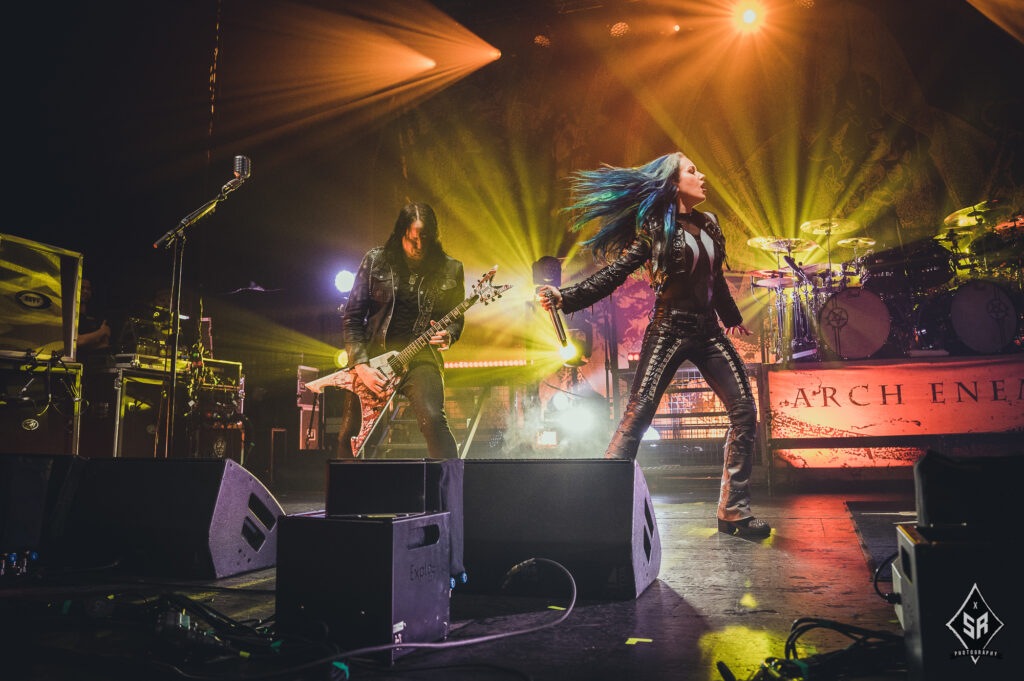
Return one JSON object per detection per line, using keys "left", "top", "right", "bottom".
{"left": 428, "top": 320, "right": 451, "bottom": 351}
{"left": 352, "top": 363, "right": 387, "bottom": 396}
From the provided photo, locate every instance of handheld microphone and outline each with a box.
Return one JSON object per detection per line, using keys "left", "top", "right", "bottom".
{"left": 221, "top": 155, "right": 252, "bottom": 194}
{"left": 543, "top": 291, "right": 568, "bottom": 346}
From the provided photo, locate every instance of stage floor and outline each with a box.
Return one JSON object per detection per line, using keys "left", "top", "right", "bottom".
{"left": 1, "top": 465, "right": 917, "bottom": 681}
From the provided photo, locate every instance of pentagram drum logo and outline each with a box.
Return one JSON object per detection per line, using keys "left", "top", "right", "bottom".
{"left": 946, "top": 583, "right": 1004, "bottom": 664}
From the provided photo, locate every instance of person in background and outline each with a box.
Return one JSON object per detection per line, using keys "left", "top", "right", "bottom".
{"left": 538, "top": 151, "right": 769, "bottom": 538}
{"left": 76, "top": 277, "right": 112, "bottom": 368}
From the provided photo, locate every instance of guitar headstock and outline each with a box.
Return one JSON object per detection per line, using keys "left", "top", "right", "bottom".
{"left": 473, "top": 265, "right": 513, "bottom": 304}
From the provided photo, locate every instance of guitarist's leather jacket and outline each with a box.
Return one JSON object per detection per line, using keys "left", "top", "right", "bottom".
{"left": 342, "top": 246, "right": 466, "bottom": 367}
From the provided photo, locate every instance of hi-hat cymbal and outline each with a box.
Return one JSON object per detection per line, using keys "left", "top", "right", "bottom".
{"left": 746, "top": 236, "right": 818, "bottom": 253}
{"left": 836, "top": 236, "right": 876, "bottom": 249}
{"left": 942, "top": 200, "right": 1009, "bottom": 229}
{"left": 799, "top": 218, "right": 859, "bottom": 236}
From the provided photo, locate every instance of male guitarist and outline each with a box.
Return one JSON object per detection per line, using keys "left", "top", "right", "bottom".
{"left": 337, "top": 202, "right": 465, "bottom": 459}
{"left": 337, "top": 202, "right": 467, "bottom": 585}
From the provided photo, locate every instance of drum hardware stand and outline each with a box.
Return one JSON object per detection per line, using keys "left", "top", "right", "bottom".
{"left": 783, "top": 255, "right": 818, "bottom": 361}
{"left": 935, "top": 228, "right": 974, "bottom": 285}
{"left": 747, "top": 270, "right": 787, "bottom": 363}
{"left": 746, "top": 235, "right": 820, "bottom": 365}
{"left": 151, "top": 155, "right": 251, "bottom": 458}
{"left": 752, "top": 278, "right": 789, "bottom": 364}
{"left": 751, "top": 259, "right": 797, "bottom": 363}
{"left": 904, "top": 296, "right": 949, "bottom": 358}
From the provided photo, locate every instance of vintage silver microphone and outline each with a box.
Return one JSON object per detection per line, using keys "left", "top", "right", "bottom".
{"left": 221, "top": 154, "right": 252, "bottom": 195}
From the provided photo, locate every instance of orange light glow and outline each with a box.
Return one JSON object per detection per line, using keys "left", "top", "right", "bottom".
{"left": 213, "top": 0, "right": 499, "bottom": 157}
{"left": 732, "top": 2, "right": 766, "bottom": 33}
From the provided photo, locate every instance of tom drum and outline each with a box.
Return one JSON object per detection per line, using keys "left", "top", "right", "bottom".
{"left": 861, "top": 241, "right": 953, "bottom": 294}
{"left": 816, "top": 288, "right": 892, "bottom": 360}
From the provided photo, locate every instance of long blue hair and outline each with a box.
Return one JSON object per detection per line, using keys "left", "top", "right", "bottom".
{"left": 565, "top": 152, "right": 684, "bottom": 263}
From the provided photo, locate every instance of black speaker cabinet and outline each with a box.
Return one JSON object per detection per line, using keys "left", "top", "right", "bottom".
{"left": 325, "top": 459, "right": 465, "bottom": 577}
{"left": 276, "top": 513, "right": 451, "bottom": 663}
{"left": 55, "top": 458, "right": 284, "bottom": 579}
{"left": 914, "top": 450, "right": 1024, "bottom": 531}
{"left": 893, "top": 524, "right": 1018, "bottom": 680}
{"left": 0, "top": 361, "right": 81, "bottom": 455}
{"left": 326, "top": 459, "right": 445, "bottom": 515}
{"left": 462, "top": 459, "right": 661, "bottom": 600}
{"left": 891, "top": 450, "right": 1023, "bottom": 680}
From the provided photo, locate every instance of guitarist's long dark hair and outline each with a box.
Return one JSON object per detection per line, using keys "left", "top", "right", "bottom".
{"left": 383, "top": 202, "right": 449, "bottom": 273}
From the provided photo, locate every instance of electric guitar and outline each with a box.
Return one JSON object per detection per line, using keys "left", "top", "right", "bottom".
{"left": 304, "top": 266, "right": 512, "bottom": 456}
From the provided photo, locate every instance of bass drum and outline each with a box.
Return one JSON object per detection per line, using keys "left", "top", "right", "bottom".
{"left": 816, "top": 288, "right": 892, "bottom": 360}
{"left": 919, "top": 279, "right": 1021, "bottom": 355}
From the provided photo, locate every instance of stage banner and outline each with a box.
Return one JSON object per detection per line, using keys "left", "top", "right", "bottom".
{"left": 767, "top": 356, "right": 1024, "bottom": 440}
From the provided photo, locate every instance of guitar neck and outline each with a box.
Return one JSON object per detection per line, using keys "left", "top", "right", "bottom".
{"left": 390, "top": 295, "right": 479, "bottom": 373}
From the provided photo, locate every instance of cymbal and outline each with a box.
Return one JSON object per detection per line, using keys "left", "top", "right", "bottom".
{"left": 746, "top": 236, "right": 818, "bottom": 253}
{"left": 935, "top": 226, "right": 977, "bottom": 242}
{"left": 799, "top": 218, "right": 859, "bottom": 236}
{"left": 942, "top": 200, "right": 1009, "bottom": 229}
{"left": 836, "top": 236, "right": 876, "bottom": 249}
{"left": 753, "top": 276, "right": 795, "bottom": 289}
{"left": 749, "top": 268, "right": 787, "bottom": 278}
{"left": 799, "top": 262, "right": 842, "bottom": 275}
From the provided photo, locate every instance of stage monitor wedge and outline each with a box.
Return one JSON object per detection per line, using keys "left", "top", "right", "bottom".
{"left": 462, "top": 459, "right": 661, "bottom": 600}
{"left": 55, "top": 458, "right": 284, "bottom": 579}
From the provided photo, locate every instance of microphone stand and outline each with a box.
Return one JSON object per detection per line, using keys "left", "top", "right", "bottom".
{"left": 152, "top": 183, "right": 242, "bottom": 459}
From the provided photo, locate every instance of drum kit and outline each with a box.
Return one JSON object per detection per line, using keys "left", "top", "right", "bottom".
{"left": 749, "top": 202, "right": 1023, "bottom": 363}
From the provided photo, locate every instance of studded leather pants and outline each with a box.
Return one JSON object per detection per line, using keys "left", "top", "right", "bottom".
{"left": 606, "top": 309, "right": 758, "bottom": 522}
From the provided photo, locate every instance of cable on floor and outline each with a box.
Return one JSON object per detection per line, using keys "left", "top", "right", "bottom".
{"left": 78, "top": 556, "right": 576, "bottom": 681}
{"left": 873, "top": 551, "right": 901, "bottom": 605}
{"left": 717, "top": 616, "right": 907, "bottom": 680}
